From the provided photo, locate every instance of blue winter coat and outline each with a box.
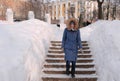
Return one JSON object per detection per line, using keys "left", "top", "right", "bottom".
{"left": 62, "top": 28, "right": 82, "bottom": 61}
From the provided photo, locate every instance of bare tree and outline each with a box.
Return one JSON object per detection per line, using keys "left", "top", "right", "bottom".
{"left": 102, "top": 0, "right": 120, "bottom": 20}
{"left": 97, "top": 0, "right": 104, "bottom": 19}
{"left": 28, "top": 0, "right": 45, "bottom": 20}
{"left": 106, "top": 0, "right": 110, "bottom": 20}
{"left": 112, "top": 0, "right": 120, "bottom": 20}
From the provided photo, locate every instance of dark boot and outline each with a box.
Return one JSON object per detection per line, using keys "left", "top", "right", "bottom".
{"left": 71, "top": 70, "right": 75, "bottom": 78}
{"left": 66, "top": 68, "right": 70, "bottom": 75}
{"left": 71, "top": 61, "right": 76, "bottom": 78}
{"left": 66, "top": 61, "right": 70, "bottom": 75}
{"left": 71, "top": 74, "right": 75, "bottom": 78}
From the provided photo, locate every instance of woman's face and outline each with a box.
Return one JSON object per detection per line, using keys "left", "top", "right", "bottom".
{"left": 70, "top": 24, "right": 75, "bottom": 29}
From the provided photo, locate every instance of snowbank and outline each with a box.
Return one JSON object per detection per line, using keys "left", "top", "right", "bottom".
{"left": 81, "top": 20, "right": 120, "bottom": 81}
{"left": 0, "top": 19, "right": 59, "bottom": 81}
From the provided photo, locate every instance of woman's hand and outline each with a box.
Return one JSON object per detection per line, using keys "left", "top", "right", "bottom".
{"left": 61, "top": 48, "right": 64, "bottom": 52}
{"left": 79, "top": 48, "right": 84, "bottom": 54}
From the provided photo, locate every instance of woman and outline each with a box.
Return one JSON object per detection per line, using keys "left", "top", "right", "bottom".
{"left": 62, "top": 18, "right": 82, "bottom": 78}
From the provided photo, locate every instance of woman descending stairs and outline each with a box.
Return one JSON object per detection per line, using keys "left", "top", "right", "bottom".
{"left": 42, "top": 41, "right": 98, "bottom": 81}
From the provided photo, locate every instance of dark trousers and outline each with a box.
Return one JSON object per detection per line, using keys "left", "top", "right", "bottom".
{"left": 66, "top": 61, "right": 76, "bottom": 74}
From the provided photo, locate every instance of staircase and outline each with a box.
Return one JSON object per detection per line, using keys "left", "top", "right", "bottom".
{"left": 42, "top": 41, "right": 98, "bottom": 81}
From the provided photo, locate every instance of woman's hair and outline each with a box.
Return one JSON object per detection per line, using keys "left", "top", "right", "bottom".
{"left": 66, "top": 18, "right": 79, "bottom": 30}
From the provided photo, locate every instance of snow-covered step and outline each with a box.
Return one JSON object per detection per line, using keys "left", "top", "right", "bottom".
{"left": 42, "top": 74, "right": 97, "bottom": 78}
{"left": 51, "top": 42, "right": 88, "bottom": 44}
{"left": 49, "top": 49, "right": 90, "bottom": 51}
{"left": 42, "top": 74, "right": 97, "bottom": 81}
{"left": 47, "top": 52, "right": 92, "bottom": 55}
{"left": 49, "top": 46, "right": 90, "bottom": 50}
{"left": 51, "top": 43, "right": 89, "bottom": 47}
{"left": 46, "top": 58, "right": 94, "bottom": 63}
{"left": 48, "top": 50, "right": 91, "bottom": 53}
{"left": 46, "top": 60, "right": 93, "bottom": 63}
{"left": 44, "top": 63, "right": 95, "bottom": 68}
{"left": 43, "top": 67, "right": 96, "bottom": 71}
{"left": 43, "top": 68, "right": 96, "bottom": 74}
{"left": 50, "top": 45, "right": 90, "bottom": 48}
{"left": 44, "top": 62, "right": 95, "bottom": 65}
{"left": 47, "top": 54, "right": 92, "bottom": 58}
{"left": 46, "top": 57, "right": 94, "bottom": 60}
{"left": 51, "top": 41, "right": 88, "bottom": 43}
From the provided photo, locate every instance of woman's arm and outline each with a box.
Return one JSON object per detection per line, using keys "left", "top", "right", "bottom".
{"left": 62, "top": 28, "right": 67, "bottom": 48}
{"left": 77, "top": 30, "right": 82, "bottom": 49}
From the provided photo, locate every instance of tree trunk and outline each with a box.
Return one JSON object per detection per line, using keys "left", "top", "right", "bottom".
{"left": 106, "top": 3, "right": 110, "bottom": 20}
{"left": 113, "top": 5, "right": 117, "bottom": 20}
{"left": 97, "top": 0, "right": 104, "bottom": 19}
{"left": 98, "top": 3, "right": 103, "bottom": 19}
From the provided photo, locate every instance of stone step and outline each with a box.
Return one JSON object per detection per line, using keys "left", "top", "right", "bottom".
{"left": 49, "top": 46, "right": 90, "bottom": 50}
{"left": 51, "top": 41, "right": 88, "bottom": 43}
{"left": 51, "top": 43, "right": 89, "bottom": 47}
{"left": 48, "top": 50, "right": 91, "bottom": 54}
{"left": 46, "top": 58, "right": 94, "bottom": 63}
{"left": 46, "top": 57, "right": 93, "bottom": 59}
{"left": 50, "top": 46, "right": 90, "bottom": 49}
{"left": 47, "top": 54, "right": 92, "bottom": 58}
{"left": 42, "top": 74, "right": 97, "bottom": 81}
{"left": 49, "top": 49, "right": 90, "bottom": 51}
{"left": 43, "top": 68, "right": 96, "bottom": 74}
{"left": 44, "top": 63, "right": 95, "bottom": 68}
{"left": 47, "top": 53, "right": 92, "bottom": 55}
{"left": 51, "top": 42, "right": 88, "bottom": 44}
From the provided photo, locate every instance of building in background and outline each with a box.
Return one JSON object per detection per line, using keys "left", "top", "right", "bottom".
{"left": 1, "top": 0, "right": 119, "bottom": 22}
{"left": 47, "top": 0, "right": 98, "bottom": 23}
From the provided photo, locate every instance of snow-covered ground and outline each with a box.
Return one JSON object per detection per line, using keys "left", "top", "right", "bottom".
{"left": 0, "top": 19, "right": 120, "bottom": 81}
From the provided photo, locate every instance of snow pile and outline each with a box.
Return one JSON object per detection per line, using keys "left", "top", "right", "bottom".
{"left": 0, "top": 19, "right": 58, "bottom": 81}
{"left": 80, "top": 20, "right": 109, "bottom": 40}
{"left": 80, "top": 20, "right": 120, "bottom": 81}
